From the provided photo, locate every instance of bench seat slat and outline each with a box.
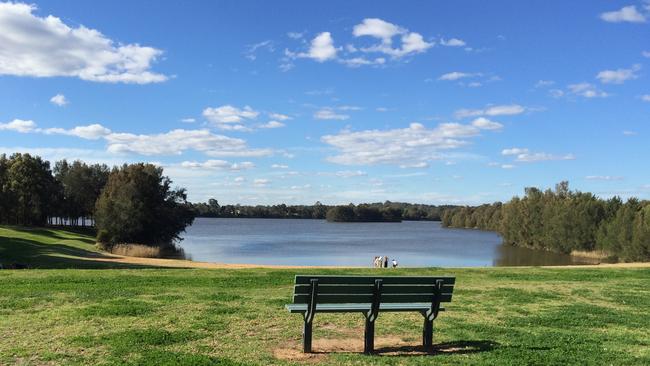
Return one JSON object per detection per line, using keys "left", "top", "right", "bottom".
{"left": 293, "top": 293, "right": 452, "bottom": 304}
{"left": 293, "top": 284, "right": 454, "bottom": 295}
{"left": 294, "top": 275, "right": 455, "bottom": 285}
{"left": 286, "top": 303, "right": 447, "bottom": 313}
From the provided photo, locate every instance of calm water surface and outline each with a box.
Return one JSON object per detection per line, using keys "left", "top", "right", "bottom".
{"left": 178, "top": 218, "right": 596, "bottom": 267}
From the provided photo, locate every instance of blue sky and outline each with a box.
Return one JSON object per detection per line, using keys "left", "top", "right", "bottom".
{"left": 1, "top": 1, "right": 649, "bottom": 205}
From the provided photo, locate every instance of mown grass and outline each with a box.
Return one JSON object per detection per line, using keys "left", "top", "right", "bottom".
{"left": 1, "top": 227, "right": 649, "bottom": 365}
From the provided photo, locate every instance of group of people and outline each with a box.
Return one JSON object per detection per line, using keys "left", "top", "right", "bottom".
{"left": 373, "top": 256, "right": 398, "bottom": 268}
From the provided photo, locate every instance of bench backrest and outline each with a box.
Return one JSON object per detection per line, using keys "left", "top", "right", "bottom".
{"left": 291, "top": 275, "right": 455, "bottom": 305}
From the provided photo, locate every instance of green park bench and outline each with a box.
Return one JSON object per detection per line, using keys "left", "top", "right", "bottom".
{"left": 285, "top": 275, "right": 455, "bottom": 353}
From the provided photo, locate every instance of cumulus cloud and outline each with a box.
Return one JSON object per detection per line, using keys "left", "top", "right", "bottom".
{"left": 269, "top": 113, "right": 291, "bottom": 121}
{"left": 44, "top": 124, "right": 112, "bottom": 140}
{"left": 271, "top": 164, "right": 289, "bottom": 169}
{"left": 253, "top": 178, "right": 270, "bottom": 186}
{"left": 438, "top": 72, "right": 474, "bottom": 81}
{"left": 321, "top": 120, "right": 499, "bottom": 166}
{"left": 50, "top": 94, "right": 68, "bottom": 106}
{"left": 0, "top": 2, "right": 167, "bottom": 83}
{"left": 314, "top": 108, "right": 349, "bottom": 120}
{"left": 600, "top": 5, "right": 646, "bottom": 23}
{"left": 0, "top": 119, "right": 37, "bottom": 133}
{"left": 298, "top": 32, "right": 337, "bottom": 62}
{"left": 641, "top": 94, "right": 650, "bottom": 102}
{"left": 180, "top": 160, "right": 255, "bottom": 171}
{"left": 353, "top": 18, "right": 433, "bottom": 58}
{"left": 596, "top": 64, "right": 640, "bottom": 84}
{"left": 471, "top": 117, "right": 503, "bottom": 130}
{"left": 257, "top": 121, "right": 284, "bottom": 129}
{"left": 455, "top": 104, "right": 526, "bottom": 119}
{"left": 181, "top": 118, "right": 196, "bottom": 123}
{"left": 502, "top": 148, "right": 529, "bottom": 156}
{"left": 567, "top": 83, "right": 609, "bottom": 98}
{"left": 202, "top": 105, "right": 259, "bottom": 131}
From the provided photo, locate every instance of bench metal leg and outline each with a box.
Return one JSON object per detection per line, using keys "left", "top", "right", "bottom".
{"left": 422, "top": 318, "right": 433, "bottom": 349}
{"left": 364, "top": 318, "right": 375, "bottom": 354}
{"left": 303, "top": 321, "right": 313, "bottom": 353}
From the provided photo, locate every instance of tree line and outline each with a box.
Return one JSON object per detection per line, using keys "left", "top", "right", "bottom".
{"left": 441, "top": 181, "right": 650, "bottom": 261}
{"left": 190, "top": 200, "right": 454, "bottom": 221}
{"left": 0, "top": 153, "right": 194, "bottom": 249}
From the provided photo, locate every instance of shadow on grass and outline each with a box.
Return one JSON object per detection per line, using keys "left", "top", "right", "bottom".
{"left": 0, "top": 235, "right": 157, "bottom": 269}
{"left": 373, "top": 340, "right": 499, "bottom": 357}
{"left": 6, "top": 225, "right": 97, "bottom": 244}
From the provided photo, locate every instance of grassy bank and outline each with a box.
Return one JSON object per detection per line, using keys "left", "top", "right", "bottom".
{"left": 1, "top": 227, "right": 649, "bottom": 365}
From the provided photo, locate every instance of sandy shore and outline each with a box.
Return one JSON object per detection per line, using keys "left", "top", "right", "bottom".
{"left": 86, "top": 252, "right": 650, "bottom": 269}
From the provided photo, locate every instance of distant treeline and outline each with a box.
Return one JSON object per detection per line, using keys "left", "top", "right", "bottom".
{"left": 190, "top": 200, "right": 456, "bottom": 221}
{"left": 441, "top": 182, "right": 650, "bottom": 262}
{"left": 325, "top": 204, "right": 402, "bottom": 222}
{"left": 0, "top": 153, "right": 194, "bottom": 248}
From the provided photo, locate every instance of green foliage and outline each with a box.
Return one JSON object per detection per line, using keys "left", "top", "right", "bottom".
{"left": 0, "top": 153, "right": 58, "bottom": 226}
{"left": 94, "top": 163, "right": 195, "bottom": 248}
{"left": 52, "top": 160, "right": 109, "bottom": 226}
{"left": 191, "top": 200, "right": 452, "bottom": 221}
{"left": 443, "top": 181, "right": 650, "bottom": 261}
{"left": 325, "top": 204, "right": 403, "bottom": 222}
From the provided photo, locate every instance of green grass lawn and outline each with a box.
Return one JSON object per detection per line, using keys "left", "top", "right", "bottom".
{"left": 1, "top": 227, "right": 649, "bottom": 365}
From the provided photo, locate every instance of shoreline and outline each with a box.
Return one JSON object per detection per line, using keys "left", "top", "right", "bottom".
{"left": 85, "top": 251, "right": 650, "bottom": 269}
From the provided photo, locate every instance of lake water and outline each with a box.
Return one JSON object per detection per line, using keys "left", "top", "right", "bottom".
{"left": 178, "top": 218, "right": 597, "bottom": 267}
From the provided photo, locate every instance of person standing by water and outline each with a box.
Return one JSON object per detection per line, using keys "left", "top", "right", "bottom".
{"left": 383, "top": 256, "right": 388, "bottom": 268}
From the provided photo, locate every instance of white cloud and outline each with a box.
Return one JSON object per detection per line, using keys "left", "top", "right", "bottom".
{"left": 353, "top": 18, "right": 433, "bottom": 58}
{"left": 340, "top": 56, "right": 386, "bottom": 67}
{"left": 567, "top": 83, "right": 609, "bottom": 98}
{"left": 640, "top": 94, "right": 650, "bottom": 102}
{"left": 271, "top": 164, "right": 289, "bottom": 169}
{"left": 600, "top": 5, "right": 646, "bottom": 23}
{"left": 501, "top": 164, "right": 515, "bottom": 169}
{"left": 596, "top": 64, "right": 640, "bottom": 84}
{"left": 438, "top": 72, "right": 474, "bottom": 81}
{"left": 181, "top": 160, "right": 254, "bottom": 171}
{"left": 335, "top": 170, "right": 367, "bottom": 178}
{"left": 585, "top": 175, "right": 623, "bottom": 181}
{"left": 400, "top": 162, "right": 429, "bottom": 169}
{"left": 471, "top": 117, "right": 503, "bottom": 130}
{"left": 353, "top": 18, "right": 404, "bottom": 41}
{"left": 181, "top": 118, "right": 196, "bottom": 123}
{"left": 269, "top": 113, "right": 291, "bottom": 121}
{"left": 202, "top": 105, "right": 259, "bottom": 131}
{"left": 0, "top": 2, "right": 166, "bottom": 83}
{"left": 644, "top": 51, "right": 650, "bottom": 58}
{"left": 105, "top": 129, "right": 272, "bottom": 157}
{"left": 515, "top": 152, "right": 575, "bottom": 162}
{"left": 321, "top": 121, "right": 498, "bottom": 166}
{"left": 258, "top": 121, "right": 285, "bottom": 129}
{"left": 44, "top": 124, "right": 112, "bottom": 140}
{"left": 455, "top": 104, "right": 526, "bottom": 119}
{"left": 0, "top": 119, "right": 37, "bottom": 133}
{"left": 502, "top": 148, "right": 529, "bottom": 156}
{"left": 253, "top": 178, "right": 270, "bottom": 186}
{"left": 50, "top": 94, "right": 68, "bottom": 106}
{"left": 440, "top": 38, "right": 466, "bottom": 47}
{"left": 623, "top": 130, "right": 638, "bottom": 136}
{"left": 301, "top": 32, "right": 337, "bottom": 62}
{"left": 314, "top": 108, "right": 349, "bottom": 120}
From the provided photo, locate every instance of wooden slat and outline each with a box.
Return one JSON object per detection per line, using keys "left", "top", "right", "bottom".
{"left": 286, "top": 303, "right": 447, "bottom": 313}
{"left": 381, "top": 293, "right": 453, "bottom": 303}
{"left": 294, "top": 275, "right": 455, "bottom": 286}
{"left": 293, "top": 292, "right": 452, "bottom": 304}
{"left": 293, "top": 284, "right": 373, "bottom": 295}
{"left": 293, "top": 293, "right": 373, "bottom": 304}
{"left": 293, "top": 284, "right": 454, "bottom": 295}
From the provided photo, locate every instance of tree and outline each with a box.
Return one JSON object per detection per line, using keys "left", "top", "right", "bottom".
{"left": 4, "top": 153, "right": 57, "bottom": 225}
{"left": 95, "top": 163, "right": 195, "bottom": 248}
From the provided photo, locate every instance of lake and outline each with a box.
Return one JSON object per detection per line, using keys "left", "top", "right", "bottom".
{"left": 178, "top": 218, "right": 598, "bottom": 267}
